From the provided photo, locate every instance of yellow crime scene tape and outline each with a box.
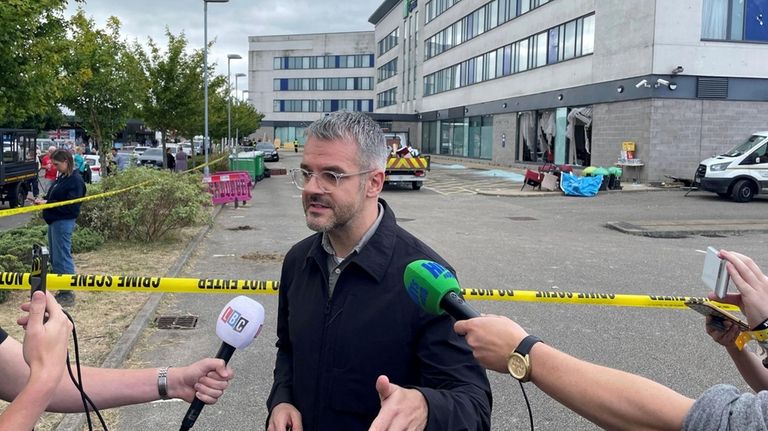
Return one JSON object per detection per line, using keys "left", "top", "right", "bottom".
{"left": 0, "top": 271, "right": 740, "bottom": 311}
{"left": 0, "top": 155, "right": 228, "bottom": 218}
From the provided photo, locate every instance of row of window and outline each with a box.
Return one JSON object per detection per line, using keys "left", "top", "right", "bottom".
{"left": 273, "top": 77, "right": 374, "bottom": 91}
{"left": 425, "top": 0, "right": 462, "bottom": 24}
{"left": 378, "top": 58, "right": 398, "bottom": 82}
{"left": 701, "top": 0, "right": 768, "bottom": 42}
{"left": 378, "top": 28, "right": 399, "bottom": 56}
{"left": 272, "top": 54, "right": 375, "bottom": 70}
{"left": 273, "top": 99, "right": 373, "bottom": 113}
{"left": 424, "top": 14, "right": 594, "bottom": 96}
{"left": 425, "top": 0, "right": 553, "bottom": 59}
{"left": 377, "top": 88, "right": 397, "bottom": 108}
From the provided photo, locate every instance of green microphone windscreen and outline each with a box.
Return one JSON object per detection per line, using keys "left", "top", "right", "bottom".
{"left": 404, "top": 260, "right": 460, "bottom": 315}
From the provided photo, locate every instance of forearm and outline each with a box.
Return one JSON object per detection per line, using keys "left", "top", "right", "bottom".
{"left": 0, "top": 372, "right": 58, "bottom": 430}
{"left": 727, "top": 346, "right": 768, "bottom": 392}
{"left": 48, "top": 367, "right": 161, "bottom": 412}
{"left": 530, "top": 344, "right": 694, "bottom": 431}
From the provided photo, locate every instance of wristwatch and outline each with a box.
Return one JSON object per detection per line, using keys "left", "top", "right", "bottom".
{"left": 507, "top": 335, "right": 543, "bottom": 382}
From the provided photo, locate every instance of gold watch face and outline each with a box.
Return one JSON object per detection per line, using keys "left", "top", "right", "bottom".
{"left": 507, "top": 353, "right": 530, "bottom": 381}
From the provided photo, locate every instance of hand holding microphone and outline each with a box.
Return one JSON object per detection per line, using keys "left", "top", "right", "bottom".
{"left": 179, "top": 296, "right": 265, "bottom": 431}
{"left": 403, "top": 260, "right": 480, "bottom": 320}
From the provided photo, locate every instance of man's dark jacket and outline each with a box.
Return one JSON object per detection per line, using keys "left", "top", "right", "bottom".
{"left": 267, "top": 199, "right": 492, "bottom": 430}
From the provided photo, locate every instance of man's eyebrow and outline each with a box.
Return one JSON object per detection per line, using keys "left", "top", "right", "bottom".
{"left": 300, "top": 164, "right": 348, "bottom": 173}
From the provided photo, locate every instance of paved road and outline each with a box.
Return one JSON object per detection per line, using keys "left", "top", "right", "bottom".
{"left": 115, "top": 151, "right": 768, "bottom": 430}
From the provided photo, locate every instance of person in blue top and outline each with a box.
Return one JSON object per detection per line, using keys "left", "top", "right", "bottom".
{"left": 33, "top": 150, "right": 87, "bottom": 306}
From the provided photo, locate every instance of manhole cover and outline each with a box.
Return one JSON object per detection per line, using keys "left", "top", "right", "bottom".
{"left": 507, "top": 216, "right": 537, "bottom": 221}
{"left": 396, "top": 218, "right": 415, "bottom": 222}
{"left": 227, "top": 225, "right": 255, "bottom": 231}
{"left": 242, "top": 252, "right": 285, "bottom": 263}
{"left": 154, "top": 315, "right": 198, "bottom": 329}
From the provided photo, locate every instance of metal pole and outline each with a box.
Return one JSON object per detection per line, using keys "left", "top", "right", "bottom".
{"left": 227, "top": 57, "right": 232, "bottom": 151}
{"left": 203, "top": 1, "right": 210, "bottom": 176}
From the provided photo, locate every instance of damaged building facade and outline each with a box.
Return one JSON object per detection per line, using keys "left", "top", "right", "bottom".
{"left": 250, "top": 0, "right": 768, "bottom": 182}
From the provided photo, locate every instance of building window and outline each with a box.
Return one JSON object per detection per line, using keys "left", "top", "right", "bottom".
{"left": 516, "top": 107, "right": 592, "bottom": 166}
{"left": 702, "top": 0, "right": 768, "bottom": 42}
{"left": 424, "top": 0, "right": 554, "bottom": 60}
{"left": 273, "top": 99, "right": 373, "bottom": 113}
{"left": 422, "top": 116, "right": 492, "bottom": 159}
{"left": 378, "top": 28, "right": 399, "bottom": 56}
{"left": 425, "top": 0, "right": 462, "bottom": 24}
{"left": 272, "top": 54, "right": 374, "bottom": 70}
{"left": 423, "top": 13, "right": 595, "bottom": 96}
{"left": 273, "top": 77, "right": 373, "bottom": 91}
{"left": 377, "top": 88, "right": 397, "bottom": 108}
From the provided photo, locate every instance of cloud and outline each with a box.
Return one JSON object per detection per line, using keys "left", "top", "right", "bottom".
{"left": 65, "top": 0, "right": 382, "bottom": 77}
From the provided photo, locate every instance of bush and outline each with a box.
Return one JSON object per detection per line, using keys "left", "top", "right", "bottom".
{"left": 79, "top": 167, "right": 211, "bottom": 242}
{"left": 190, "top": 152, "right": 230, "bottom": 173}
{"left": 0, "top": 254, "right": 25, "bottom": 303}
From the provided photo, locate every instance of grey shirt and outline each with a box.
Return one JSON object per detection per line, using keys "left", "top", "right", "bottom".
{"left": 682, "top": 384, "right": 768, "bottom": 430}
{"left": 322, "top": 203, "right": 384, "bottom": 297}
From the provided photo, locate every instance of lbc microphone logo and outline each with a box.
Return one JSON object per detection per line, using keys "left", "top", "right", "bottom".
{"left": 221, "top": 306, "right": 249, "bottom": 333}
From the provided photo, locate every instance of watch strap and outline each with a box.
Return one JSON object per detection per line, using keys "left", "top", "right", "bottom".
{"left": 515, "top": 335, "right": 543, "bottom": 355}
{"left": 158, "top": 366, "right": 170, "bottom": 399}
{"left": 752, "top": 318, "right": 768, "bottom": 332}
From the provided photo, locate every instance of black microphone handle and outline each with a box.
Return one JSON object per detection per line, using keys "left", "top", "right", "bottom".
{"left": 179, "top": 342, "right": 236, "bottom": 431}
{"left": 440, "top": 291, "right": 481, "bottom": 320}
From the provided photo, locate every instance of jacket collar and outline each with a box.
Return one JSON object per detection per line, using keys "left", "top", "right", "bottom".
{"left": 305, "top": 198, "right": 396, "bottom": 283}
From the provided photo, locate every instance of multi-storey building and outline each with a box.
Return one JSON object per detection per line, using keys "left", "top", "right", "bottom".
{"left": 250, "top": 1, "right": 768, "bottom": 181}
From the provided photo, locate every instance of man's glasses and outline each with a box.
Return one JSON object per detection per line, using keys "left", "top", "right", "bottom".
{"left": 289, "top": 168, "right": 374, "bottom": 192}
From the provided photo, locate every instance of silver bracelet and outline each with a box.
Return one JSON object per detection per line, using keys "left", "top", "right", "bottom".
{"left": 158, "top": 367, "right": 170, "bottom": 399}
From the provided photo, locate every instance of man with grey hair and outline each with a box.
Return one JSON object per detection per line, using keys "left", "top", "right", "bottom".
{"left": 267, "top": 111, "right": 491, "bottom": 431}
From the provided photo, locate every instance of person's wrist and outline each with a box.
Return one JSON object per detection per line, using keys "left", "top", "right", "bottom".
{"left": 158, "top": 366, "right": 172, "bottom": 399}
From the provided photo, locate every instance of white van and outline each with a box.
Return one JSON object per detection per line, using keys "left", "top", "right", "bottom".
{"left": 693, "top": 131, "right": 768, "bottom": 202}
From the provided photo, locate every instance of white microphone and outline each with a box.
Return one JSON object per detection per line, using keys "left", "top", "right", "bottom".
{"left": 179, "top": 296, "right": 265, "bottom": 431}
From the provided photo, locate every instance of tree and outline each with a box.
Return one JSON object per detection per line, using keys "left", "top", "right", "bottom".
{"left": 0, "top": 0, "right": 75, "bottom": 127}
{"left": 60, "top": 11, "right": 144, "bottom": 155}
{"left": 231, "top": 99, "right": 264, "bottom": 143}
{"left": 138, "top": 30, "right": 207, "bottom": 146}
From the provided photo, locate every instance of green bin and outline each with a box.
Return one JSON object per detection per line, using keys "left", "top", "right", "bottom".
{"left": 229, "top": 151, "right": 265, "bottom": 182}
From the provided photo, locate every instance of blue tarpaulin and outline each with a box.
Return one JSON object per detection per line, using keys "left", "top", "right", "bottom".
{"left": 560, "top": 172, "right": 603, "bottom": 197}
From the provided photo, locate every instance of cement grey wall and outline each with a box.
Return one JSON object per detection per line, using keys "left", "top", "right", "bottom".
{"left": 592, "top": 99, "right": 768, "bottom": 183}
{"left": 491, "top": 113, "right": 518, "bottom": 166}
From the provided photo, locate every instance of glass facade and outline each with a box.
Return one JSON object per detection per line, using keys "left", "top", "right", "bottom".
{"left": 273, "top": 77, "right": 373, "bottom": 91}
{"left": 702, "top": 0, "right": 768, "bottom": 42}
{"left": 378, "top": 58, "right": 398, "bottom": 82}
{"left": 273, "top": 99, "right": 373, "bottom": 113}
{"left": 274, "top": 126, "right": 306, "bottom": 146}
{"left": 378, "top": 28, "right": 399, "bottom": 56}
{"left": 425, "top": 0, "right": 462, "bottom": 24}
{"left": 377, "top": 88, "right": 397, "bottom": 108}
{"left": 425, "top": 0, "right": 553, "bottom": 59}
{"left": 421, "top": 116, "right": 493, "bottom": 159}
{"left": 516, "top": 106, "right": 592, "bottom": 166}
{"left": 424, "top": 14, "right": 595, "bottom": 96}
{"left": 273, "top": 54, "right": 375, "bottom": 70}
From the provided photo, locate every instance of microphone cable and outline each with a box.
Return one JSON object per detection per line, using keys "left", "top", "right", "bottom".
{"left": 518, "top": 380, "right": 534, "bottom": 431}
{"left": 61, "top": 309, "right": 108, "bottom": 431}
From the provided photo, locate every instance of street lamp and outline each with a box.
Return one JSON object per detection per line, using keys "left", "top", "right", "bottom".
{"left": 203, "top": 0, "right": 229, "bottom": 176}
{"left": 235, "top": 72, "right": 246, "bottom": 96}
{"left": 227, "top": 54, "right": 242, "bottom": 150}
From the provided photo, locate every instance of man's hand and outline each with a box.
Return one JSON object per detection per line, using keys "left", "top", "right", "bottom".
{"left": 168, "top": 358, "right": 234, "bottom": 404}
{"left": 267, "top": 402, "right": 303, "bottom": 431}
{"left": 18, "top": 291, "right": 72, "bottom": 383}
{"left": 454, "top": 315, "right": 528, "bottom": 373}
{"left": 712, "top": 250, "right": 768, "bottom": 328}
{"left": 368, "top": 375, "right": 427, "bottom": 431}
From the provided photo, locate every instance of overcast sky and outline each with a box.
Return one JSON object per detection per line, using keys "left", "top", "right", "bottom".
{"left": 65, "top": 0, "right": 383, "bottom": 81}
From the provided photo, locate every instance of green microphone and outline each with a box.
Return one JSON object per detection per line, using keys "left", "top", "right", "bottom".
{"left": 404, "top": 260, "right": 480, "bottom": 320}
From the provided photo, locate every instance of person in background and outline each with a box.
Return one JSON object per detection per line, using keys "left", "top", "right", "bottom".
{"left": 33, "top": 150, "right": 86, "bottom": 307}
{"left": 165, "top": 147, "right": 176, "bottom": 171}
{"left": 73, "top": 146, "right": 86, "bottom": 175}
{"left": 106, "top": 148, "right": 117, "bottom": 176}
{"left": 39, "top": 146, "right": 58, "bottom": 196}
{"left": 175, "top": 146, "right": 188, "bottom": 172}
{"left": 0, "top": 291, "right": 234, "bottom": 430}
{"left": 454, "top": 250, "right": 768, "bottom": 431}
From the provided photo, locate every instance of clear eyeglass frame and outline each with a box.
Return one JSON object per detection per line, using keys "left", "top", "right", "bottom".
{"left": 289, "top": 168, "right": 374, "bottom": 192}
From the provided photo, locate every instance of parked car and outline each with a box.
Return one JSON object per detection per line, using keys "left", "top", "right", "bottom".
{"left": 693, "top": 131, "right": 768, "bottom": 202}
{"left": 83, "top": 154, "right": 102, "bottom": 183}
{"left": 255, "top": 142, "right": 279, "bottom": 162}
{"left": 137, "top": 148, "right": 165, "bottom": 168}
{"left": 133, "top": 146, "right": 149, "bottom": 157}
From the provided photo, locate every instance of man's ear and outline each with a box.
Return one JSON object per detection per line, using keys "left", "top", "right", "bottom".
{"left": 367, "top": 169, "right": 385, "bottom": 197}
